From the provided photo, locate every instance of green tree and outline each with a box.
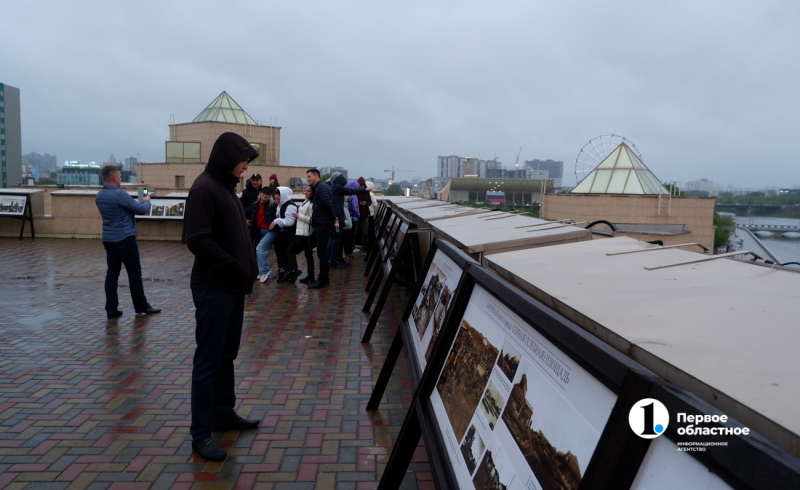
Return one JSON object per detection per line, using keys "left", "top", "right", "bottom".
{"left": 36, "top": 177, "right": 57, "bottom": 185}
{"left": 713, "top": 212, "right": 736, "bottom": 251}
{"left": 385, "top": 183, "right": 401, "bottom": 196}
{"left": 320, "top": 173, "right": 331, "bottom": 183}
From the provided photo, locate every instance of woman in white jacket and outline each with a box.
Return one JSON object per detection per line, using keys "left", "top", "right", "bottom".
{"left": 285, "top": 185, "right": 315, "bottom": 283}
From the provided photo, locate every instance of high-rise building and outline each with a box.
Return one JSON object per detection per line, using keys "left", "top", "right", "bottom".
{"left": 124, "top": 156, "right": 139, "bottom": 173}
{"left": 685, "top": 179, "right": 714, "bottom": 193}
{"left": 437, "top": 155, "right": 502, "bottom": 179}
{"left": 0, "top": 83, "right": 22, "bottom": 188}
{"left": 524, "top": 159, "right": 564, "bottom": 188}
{"left": 437, "top": 155, "right": 463, "bottom": 178}
{"left": 23, "top": 152, "right": 58, "bottom": 174}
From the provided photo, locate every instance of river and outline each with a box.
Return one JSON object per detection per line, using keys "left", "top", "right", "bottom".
{"left": 729, "top": 216, "right": 800, "bottom": 266}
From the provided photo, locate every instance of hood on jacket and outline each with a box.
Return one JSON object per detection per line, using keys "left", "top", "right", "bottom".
{"left": 357, "top": 176, "right": 366, "bottom": 187}
{"left": 328, "top": 171, "right": 341, "bottom": 183}
{"left": 277, "top": 186, "right": 294, "bottom": 206}
{"left": 365, "top": 181, "right": 375, "bottom": 190}
{"left": 347, "top": 180, "right": 360, "bottom": 189}
{"left": 332, "top": 173, "right": 348, "bottom": 187}
{"left": 206, "top": 132, "right": 258, "bottom": 188}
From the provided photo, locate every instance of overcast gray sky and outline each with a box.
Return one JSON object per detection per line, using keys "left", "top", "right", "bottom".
{"left": 2, "top": 0, "right": 798, "bottom": 188}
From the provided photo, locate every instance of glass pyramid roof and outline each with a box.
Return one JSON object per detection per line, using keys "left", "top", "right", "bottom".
{"left": 192, "top": 91, "right": 258, "bottom": 125}
{"left": 571, "top": 143, "right": 666, "bottom": 194}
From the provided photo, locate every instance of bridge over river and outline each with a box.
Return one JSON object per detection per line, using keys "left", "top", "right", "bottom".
{"left": 739, "top": 224, "right": 800, "bottom": 235}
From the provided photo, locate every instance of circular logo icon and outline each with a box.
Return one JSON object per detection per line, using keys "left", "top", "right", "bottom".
{"left": 629, "top": 398, "right": 669, "bottom": 439}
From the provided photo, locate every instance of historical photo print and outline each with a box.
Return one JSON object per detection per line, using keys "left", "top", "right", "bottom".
{"left": 497, "top": 339, "right": 521, "bottom": 383}
{"left": 459, "top": 424, "right": 486, "bottom": 476}
{"left": 0, "top": 196, "right": 26, "bottom": 215}
{"left": 411, "top": 265, "right": 444, "bottom": 339}
{"left": 472, "top": 447, "right": 517, "bottom": 490}
{"left": 436, "top": 319, "right": 499, "bottom": 442}
{"left": 479, "top": 380, "right": 505, "bottom": 430}
{"left": 501, "top": 365, "right": 588, "bottom": 490}
{"left": 144, "top": 199, "right": 185, "bottom": 219}
{"left": 425, "top": 287, "right": 452, "bottom": 361}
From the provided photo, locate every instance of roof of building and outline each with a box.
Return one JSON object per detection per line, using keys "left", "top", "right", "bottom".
{"left": 448, "top": 178, "right": 548, "bottom": 192}
{"left": 571, "top": 142, "right": 666, "bottom": 195}
{"left": 192, "top": 91, "right": 257, "bottom": 125}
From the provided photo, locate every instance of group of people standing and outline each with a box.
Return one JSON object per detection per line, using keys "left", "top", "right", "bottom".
{"left": 239, "top": 167, "right": 377, "bottom": 289}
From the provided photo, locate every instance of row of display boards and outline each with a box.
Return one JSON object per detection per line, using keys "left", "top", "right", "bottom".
{"left": 361, "top": 197, "right": 799, "bottom": 490}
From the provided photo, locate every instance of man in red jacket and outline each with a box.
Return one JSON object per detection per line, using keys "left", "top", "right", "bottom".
{"left": 184, "top": 132, "right": 261, "bottom": 461}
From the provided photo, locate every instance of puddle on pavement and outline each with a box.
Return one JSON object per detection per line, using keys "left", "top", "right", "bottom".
{"left": 18, "top": 310, "right": 61, "bottom": 326}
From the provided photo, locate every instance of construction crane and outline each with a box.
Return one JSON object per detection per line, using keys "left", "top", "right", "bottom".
{"left": 514, "top": 147, "right": 522, "bottom": 168}
{"left": 384, "top": 166, "right": 414, "bottom": 183}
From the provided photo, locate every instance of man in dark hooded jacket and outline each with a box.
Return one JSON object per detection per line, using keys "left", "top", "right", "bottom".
{"left": 328, "top": 172, "right": 366, "bottom": 269}
{"left": 184, "top": 132, "right": 261, "bottom": 461}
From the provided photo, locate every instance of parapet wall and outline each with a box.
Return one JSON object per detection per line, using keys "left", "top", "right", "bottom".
{"left": 0, "top": 190, "right": 183, "bottom": 240}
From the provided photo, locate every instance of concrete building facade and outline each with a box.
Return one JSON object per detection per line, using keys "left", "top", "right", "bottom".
{"left": 0, "top": 83, "right": 22, "bottom": 188}
{"left": 138, "top": 162, "right": 310, "bottom": 194}
{"left": 167, "top": 91, "right": 281, "bottom": 166}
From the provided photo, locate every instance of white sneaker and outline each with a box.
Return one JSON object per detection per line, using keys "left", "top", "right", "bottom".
{"left": 260, "top": 272, "right": 270, "bottom": 283}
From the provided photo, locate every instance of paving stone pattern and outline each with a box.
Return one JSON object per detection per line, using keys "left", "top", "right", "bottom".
{"left": 0, "top": 238, "right": 432, "bottom": 489}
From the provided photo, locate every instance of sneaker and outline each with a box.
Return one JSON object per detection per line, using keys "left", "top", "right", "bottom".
{"left": 299, "top": 275, "right": 315, "bottom": 284}
{"left": 276, "top": 269, "right": 287, "bottom": 282}
{"left": 260, "top": 272, "right": 271, "bottom": 283}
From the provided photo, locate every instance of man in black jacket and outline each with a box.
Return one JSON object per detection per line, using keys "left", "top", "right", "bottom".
{"left": 239, "top": 172, "right": 263, "bottom": 209}
{"left": 306, "top": 168, "right": 336, "bottom": 289}
{"left": 184, "top": 132, "right": 261, "bottom": 461}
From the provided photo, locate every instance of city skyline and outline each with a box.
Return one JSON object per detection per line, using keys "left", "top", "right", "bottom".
{"left": 2, "top": 1, "right": 798, "bottom": 189}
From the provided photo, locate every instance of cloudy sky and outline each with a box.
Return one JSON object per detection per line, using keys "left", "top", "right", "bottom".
{"left": 2, "top": 1, "right": 798, "bottom": 188}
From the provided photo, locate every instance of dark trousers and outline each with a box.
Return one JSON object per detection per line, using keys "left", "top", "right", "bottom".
{"left": 103, "top": 236, "right": 148, "bottom": 313}
{"left": 354, "top": 217, "right": 368, "bottom": 247}
{"left": 274, "top": 231, "right": 290, "bottom": 271}
{"left": 366, "top": 216, "right": 375, "bottom": 253}
{"left": 190, "top": 289, "right": 245, "bottom": 441}
{"left": 343, "top": 228, "right": 355, "bottom": 255}
{"left": 327, "top": 230, "right": 343, "bottom": 266}
{"left": 314, "top": 223, "right": 333, "bottom": 283}
{"left": 287, "top": 235, "right": 315, "bottom": 276}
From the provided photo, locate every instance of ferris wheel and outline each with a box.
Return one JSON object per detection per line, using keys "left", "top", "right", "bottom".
{"left": 574, "top": 134, "right": 641, "bottom": 185}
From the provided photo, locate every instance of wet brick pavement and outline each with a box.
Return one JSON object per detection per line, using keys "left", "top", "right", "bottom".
{"left": 0, "top": 238, "right": 431, "bottom": 489}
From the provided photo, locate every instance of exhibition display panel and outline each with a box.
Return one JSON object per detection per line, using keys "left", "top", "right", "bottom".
{"left": 368, "top": 239, "right": 477, "bottom": 409}
{"left": 361, "top": 209, "right": 422, "bottom": 343}
{"left": 379, "top": 263, "right": 661, "bottom": 490}
{"left": 426, "top": 211, "right": 591, "bottom": 260}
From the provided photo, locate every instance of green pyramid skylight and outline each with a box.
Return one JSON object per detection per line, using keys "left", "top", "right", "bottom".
{"left": 192, "top": 91, "right": 258, "bottom": 125}
{"left": 571, "top": 143, "right": 666, "bottom": 194}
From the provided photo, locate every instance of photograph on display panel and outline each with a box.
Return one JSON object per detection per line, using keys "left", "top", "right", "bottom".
{"left": 407, "top": 244, "right": 466, "bottom": 371}
{"left": 383, "top": 221, "right": 409, "bottom": 277}
{"left": 140, "top": 199, "right": 186, "bottom": 219}
{"left": 0, "top": 196, "right": 26, "bottom": 216}
{"left": 429, "top": 283, "right": 618, "bottom": 490}
{"left": 380, "top": 213, "right": 397, "bottom": 249}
